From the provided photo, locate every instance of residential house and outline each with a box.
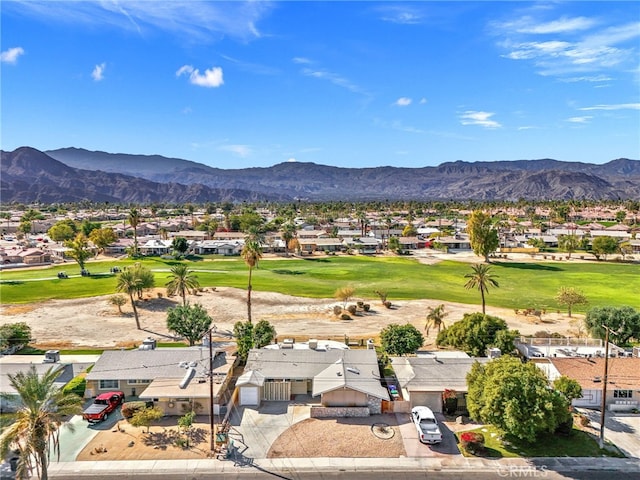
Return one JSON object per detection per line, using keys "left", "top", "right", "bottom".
{"left": 435, "top": 234, "right": 472, "bottom": 252}
{"left": 391, "top": 354, "right": 490, "bottom": 413}
{"left": 0, "top": 362, "right": 74, "bottom": 413}
{"left": 237, "top": 346, "right": 389, "bottom": 416}
{"left": 195, "top": 240, "right": 243, "bottom": 256}
{"left": 539, "top": 357, "right": 640, "bottom": 412}
{"left": 85, "top": 343, "right": 235, "bottom": 415}
{"left": 138, "top": 239, "right": 173, "bottom": 256}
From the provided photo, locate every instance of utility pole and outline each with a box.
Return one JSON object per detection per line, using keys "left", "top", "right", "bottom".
{"left": 598, "top": 325, "right": 611, "bottom": 449}
{"left": 208, "top": 328, "right": 215, "bottom": 455}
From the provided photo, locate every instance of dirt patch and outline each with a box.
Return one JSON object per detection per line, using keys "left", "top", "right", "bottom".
{"left": 267, "top": 415, "right": 406, "bottom": 458}
{"left": 77, "top": 417, "right": 213, "bottom": 461}
{"left": 0, "top": 284, "right": 578, "bottom": 349}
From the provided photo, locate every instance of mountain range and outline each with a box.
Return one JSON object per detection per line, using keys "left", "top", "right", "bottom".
{"left": 1, "top": 146, "right": 639, "bottom": 204}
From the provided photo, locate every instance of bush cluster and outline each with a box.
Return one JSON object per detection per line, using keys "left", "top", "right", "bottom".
{"left": 460, "top": 431, "right": 485, "bottom": 455}
{"left": 122, "top": 401, "right": 152, "bottom": 419}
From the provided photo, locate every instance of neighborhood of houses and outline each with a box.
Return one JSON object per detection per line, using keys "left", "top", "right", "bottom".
{"left": 2, "top": 334, "right": 639, "bottom": 455}
{"left": 1, "top": 204, "right": 639, "bottom": 267}
{"left": 1, "top": 203, "right": 639, "bottom": 473}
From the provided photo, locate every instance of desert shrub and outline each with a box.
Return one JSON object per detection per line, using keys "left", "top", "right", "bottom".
{"left": 460, "top": 431, "right": 485, "bottom": 455}
{"left": 340, "top": 313, "right": 352, "bottom": 320}
{"left": 383, "top": 301, "right": 392, "bottom": 309}
{"left": 357, "top": 301, "right": 364, "bottom": 309}
{"left": 122, "top": 401, "right": 148, "bottom": 419}
{"left": 363, "top": 304, "right": 370, "bottom": 312}
{"left": 347, "top": 304, "right": 357, "bottom": 315}
{"left": 333, "top": 305, "right": 343, "bottom": 316}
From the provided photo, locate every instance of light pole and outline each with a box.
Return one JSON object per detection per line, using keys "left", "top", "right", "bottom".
{"left": 598, "top": 325, "right": 612, "bottom": 449}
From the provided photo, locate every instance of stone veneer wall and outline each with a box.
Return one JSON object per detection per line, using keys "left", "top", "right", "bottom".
{"left": 367, "top": 395, "right": 382, "bottom": 414}
{"left": 310, "top": 406, "right": 370, "bottom": 418}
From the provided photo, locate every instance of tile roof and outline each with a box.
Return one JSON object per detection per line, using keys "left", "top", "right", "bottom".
{"left": 549, "top": 357, "right": 640, "bottom": 390}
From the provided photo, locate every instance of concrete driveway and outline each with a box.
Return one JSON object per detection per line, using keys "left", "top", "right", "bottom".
{"left": 227, "top": 400, "right": 311, "bottom": 460}
{"left": 579, "top": 409, "right": 640, "bottom": 458}
{"left": 53, "top": 405, "right": 125, "bottom": 462}
{"left": 395, "top": 412, "right": 461, "bottom": 457}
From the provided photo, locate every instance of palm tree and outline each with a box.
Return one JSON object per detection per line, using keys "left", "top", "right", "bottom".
{"left": 0, "top": 365, "right": 83, "bottom": 480}
{"left": 165, "top": 263, "right": 200, "bottom": 306}
{"left": 116, "top": 263, "right": 155, "bottom": 329}
{"left": 241, "top": 239, "right": 262, "bottom": 323}
{"left": 281, "top": 222, "right": 296, "bottom": 257}
{"left": 128, "top": 207, "right": 142, "bottom": 257}
{"left": 464, "top": 263, "right": 499, "bottom": 315}
{"left": 425, "top": 304, "right": 448, "bottom": 336}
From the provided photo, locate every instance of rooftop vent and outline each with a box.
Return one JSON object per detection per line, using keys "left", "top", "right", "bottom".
{"left": 346, "top": 367, "right": 360, "bottom": 375}
{"left": 139, "top": 337, "right": 157, "bottom": 350}
{"left": 179, "top": 367, "right": 196, "bottom": 389}
{"left": 593, "top": 376, "right": 602, "bottom": 383}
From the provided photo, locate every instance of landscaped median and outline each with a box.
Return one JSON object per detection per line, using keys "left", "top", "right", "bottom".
{"left": 455, "top": 421, "right": 625, "bottom": 458}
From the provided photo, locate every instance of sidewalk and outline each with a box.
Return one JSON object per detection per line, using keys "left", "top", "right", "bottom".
{"left": 46, "top": 456, "right": 640, "bottom": 477}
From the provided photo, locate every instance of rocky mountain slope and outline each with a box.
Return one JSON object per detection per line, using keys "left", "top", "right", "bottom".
{"left": 1, "top": 146, "right": 638, "bottom": 203}
{"left": 0, "top": 147, "right": 291, "bottom": 204}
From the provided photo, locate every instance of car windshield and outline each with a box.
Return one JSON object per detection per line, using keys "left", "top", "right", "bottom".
{"left": 420, "top": 418, "right": 436, "bottom": 424}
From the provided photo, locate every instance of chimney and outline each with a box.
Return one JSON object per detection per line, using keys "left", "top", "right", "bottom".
{"left": 309, "top": 339, "right": 318, "bottom": 350}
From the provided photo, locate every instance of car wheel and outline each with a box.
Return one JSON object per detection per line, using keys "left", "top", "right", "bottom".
{"left": 102, "top": 413, "right": 107, "bottom": 421}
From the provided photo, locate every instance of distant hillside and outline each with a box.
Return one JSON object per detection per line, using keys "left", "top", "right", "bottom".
{"left": 1, "top": 146, "right": 637, "bottom": 203}
{"left": 0, "top": 147, "right": 291, "bottom": 204}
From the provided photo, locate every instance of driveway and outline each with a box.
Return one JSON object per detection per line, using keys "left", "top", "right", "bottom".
{"left": 395, "top": 412, "right": 461, "bottom": 457}
{"left": 579, "top": 409, "right": 640, "bottom": 458}
{"left": 228, "top": 399, "right": 311, "bottom": 460}
{"left": 53, "top": 405, "right": 125, "bottom": 462}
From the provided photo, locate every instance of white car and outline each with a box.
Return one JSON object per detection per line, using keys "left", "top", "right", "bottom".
{"left": 411, "top": 406, "right": 443, "bottom": 444}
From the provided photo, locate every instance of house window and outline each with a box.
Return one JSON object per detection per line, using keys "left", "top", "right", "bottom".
{"left": 99, "top": 380, "right": 119, "bottom": 390}
{"left": 614, "top": 390, "right": 633, "bottom": 399}
{"left": 127, "top": 379, "right": 151, "bottom": 385}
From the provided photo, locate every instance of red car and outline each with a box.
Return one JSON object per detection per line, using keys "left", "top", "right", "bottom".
{"left": 82, "top": 391, "right": 125, "bottom": 423}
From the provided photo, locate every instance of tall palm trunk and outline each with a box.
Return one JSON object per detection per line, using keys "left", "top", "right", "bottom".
{"left": 481, "top": 289, "right": 486, "bottom": 314}
{"left": 247, "top": 267, "right": 253, "bottom": 323}
{"left": 129, "top": 292, "right": 141, "bottom": 329}
{"left": 37, "top": 449, "right": 49, "bottom": 480}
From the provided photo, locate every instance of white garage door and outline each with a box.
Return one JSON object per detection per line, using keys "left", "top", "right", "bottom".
{"left": 240, "top": 386, "right": 259, "bottom": 406}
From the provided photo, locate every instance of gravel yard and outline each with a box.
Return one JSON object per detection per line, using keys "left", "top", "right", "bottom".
{"left": 267, "top": 415, "right": 406, "bottom": 458}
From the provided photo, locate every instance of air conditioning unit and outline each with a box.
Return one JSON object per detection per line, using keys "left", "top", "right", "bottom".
{"left": 43, "top": 350, "right": 60, "bottom": 363}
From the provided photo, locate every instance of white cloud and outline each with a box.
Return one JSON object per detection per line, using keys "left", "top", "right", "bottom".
{"left": 501, "top": 15, "right": 597, "bottom": 34}
{"left": 394, "top": 97, "right": 412, "bottom": 107}
{"left": 419, "top": 98, "right": 427, "bottom": 104}
{"left": 219, "top": 144, "right": 251, "bottom": 157}
{"left": 301, "top": 67, "right": 368, "bottom": 96}
{"left": 92, "top": 62, "right": 106, "bottom": 81}
{"left": 292, "top": 57, "right": 311, "bottom": 64}
{"left": 579, "top": 103, "right": 640, "bottom": 111}
{"left": 567, "top": 116, "right": 592, "bottom": 123}
{"left": 176, "top": 65, "right": 224, "bottom": 88}
{"left": 376, "top": 5, "right": 423, "bottom": 25}
{"left": 5, "top": 1, "right": 272, "bottom": 43}
{"left": 1, "top": 46, "right": 25, "bottom": 64}
{"left": 286, "top": 157, "right": 297, "bottom": 163}
{"left": 460, "top": 111, "right": 502, "bottom": 129}
{"left": 494, "top": 12, "right": 639, "bottom": 79}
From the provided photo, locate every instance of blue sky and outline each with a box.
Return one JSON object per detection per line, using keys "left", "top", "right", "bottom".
{"left": 1, "top": 1, "right": 639, "bottom": 169}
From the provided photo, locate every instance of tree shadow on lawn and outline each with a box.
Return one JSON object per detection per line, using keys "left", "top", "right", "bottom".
{"left": 493, "top": 262, "right": 563, "bottom": 272}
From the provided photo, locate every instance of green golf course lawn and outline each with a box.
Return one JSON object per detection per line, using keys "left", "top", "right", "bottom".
{"left": 0, "top": 256, "right": 638, "bottom": 313}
